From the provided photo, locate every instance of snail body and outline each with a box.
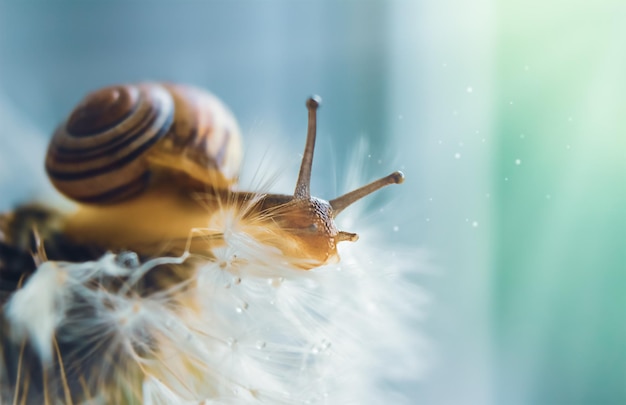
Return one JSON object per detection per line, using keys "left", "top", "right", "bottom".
{"left": 46, "top": 83, "right": 403, "bottom": 268}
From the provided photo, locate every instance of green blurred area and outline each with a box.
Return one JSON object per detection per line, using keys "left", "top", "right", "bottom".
{"left": 495, "top": 1, "right": 626, "bottom": 404}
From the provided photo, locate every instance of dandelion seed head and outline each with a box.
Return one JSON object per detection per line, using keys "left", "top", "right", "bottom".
{"left": 2, "top": 142, "right": 427, "bottom": 404}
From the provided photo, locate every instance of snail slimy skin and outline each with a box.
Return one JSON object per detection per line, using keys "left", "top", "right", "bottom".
{"left": 46, "top": 84, "right": 404, "bottom": 268}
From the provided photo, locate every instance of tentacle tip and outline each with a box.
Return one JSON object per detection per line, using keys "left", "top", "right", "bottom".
{"left": 306, "top": 96, "right": 322, "bottom": 110}
{"left": 391, "top": 171, "right": 405, "bottom": 184}
{"left": 337, "top": 231, "right": 359, "bottom": 243}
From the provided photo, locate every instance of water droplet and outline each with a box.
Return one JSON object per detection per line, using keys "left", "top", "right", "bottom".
{"left": 458, "top": 141, "right": 464, "bottom": 147}
{"left": 504, "top": 177, "right": 509, "bottom": 182}
{"left": 226, "top": 338, "right": 238, "bottom": 348}
{"left": 393, "top": 225, "right": 399, "bottom": 232}
{"left": 256, "top": 341, "right": 266, "bottom": 350}
{"left": 367, "top": 154, "right": 372, "bottom": 158}
{"left": 454, "top": 153, "right": 461, "bottom": 159}
{"left": 311, "top": 340, "right": 331, "bottom": 355}
{"left": 377, "top": 159, "right": 382, "bottom": 164}
{"left": 520, "top": 133, "right": 526, "bottom": 139}
{"left": 398, "top": 114, "right": 404, "bottom": 120}
{"left": 566, "top": 144, "right": 571, "bottom": 150}
{"left": 425, "top": 217, "right": 431, "bottom": 222}
{"left": 116, "top": 251, "right": 140, "bottom": 268}
{"left": 466, "top": 86, "right": 473, "bottom": 93}
{"left": 546, "top": 194, "right": 552, "bottom": 200}
{"left": 515, "top": 159, "right": 521, "bottom": 165}
{"left": 472, "top": 221, "right": 479, "bottom": 228}
{"left": 269, "top": 277, "right": 284, "bottom": 288}
{"left": 486, "top": 193, "right": 491, "bottom": 198}
{"left": 509, "top": 101, "right": 514, "bottom": 105}
{"left": 524, "top": 65, "right": 530, "bottom": 71}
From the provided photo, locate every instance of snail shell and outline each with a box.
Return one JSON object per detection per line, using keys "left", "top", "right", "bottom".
{"left": 45, "top": 83, "right": 242, "bottom": 203}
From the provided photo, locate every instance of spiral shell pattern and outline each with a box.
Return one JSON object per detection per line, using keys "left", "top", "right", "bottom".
{"left": 45, "top": 83, "right": 242, "bottom": 204}
{"left": 153, "top": 83, "right": 242, "bottom": 189}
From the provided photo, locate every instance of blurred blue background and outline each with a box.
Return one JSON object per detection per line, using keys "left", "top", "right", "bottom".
{"left": 0, "top": 1, "right": 624, "bottom": 404}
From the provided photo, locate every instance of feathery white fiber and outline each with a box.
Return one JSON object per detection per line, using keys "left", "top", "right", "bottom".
{"left": 1, "top": 148, "right": 427, "bottom": 404}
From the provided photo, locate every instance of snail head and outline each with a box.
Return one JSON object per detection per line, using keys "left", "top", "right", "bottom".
{"left": 254, "top": 97, "right": 404, "bottom": 268}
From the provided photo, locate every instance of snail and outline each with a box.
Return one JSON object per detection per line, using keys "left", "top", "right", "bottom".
{"left": 45, "top": 83, "right": 403, "bottom": 269}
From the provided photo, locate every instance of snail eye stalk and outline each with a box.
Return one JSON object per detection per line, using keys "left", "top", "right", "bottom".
{"left": 329, "top": 171, "right": 405, "bottom": 217}
{"left": 294, "top": 96, "right": 321, "bottom": 199}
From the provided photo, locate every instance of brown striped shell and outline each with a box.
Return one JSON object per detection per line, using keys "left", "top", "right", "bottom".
{"left": 45, "top": 83, "right": 242, "bottom": 204}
